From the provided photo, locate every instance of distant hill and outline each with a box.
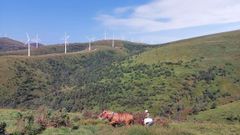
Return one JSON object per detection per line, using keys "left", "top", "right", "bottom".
{"left": 0, "top": 37, "right": 45, "bottom": 53}
{"left": 29, "top": 42, "right": 45, "bottom": 48}
{"left": 0, "top": 40, "right": 151, "bottom": 56}
{"left": 0, "top": 30, "right": 239, "bottom": 119}
{"left": 0, "top": 37, "right": 26, "bottom": 52}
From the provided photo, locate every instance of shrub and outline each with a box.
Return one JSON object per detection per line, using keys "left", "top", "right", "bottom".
{"left": 24, "top": 122, "right": 45, "bottom": 135}
{"left": 210, "top": 102, "right": 217, "bottom": 109}
{"left": 82, "top": 110, "right": 98, "bottom": 119}
{"left": 14, "top": 111, "right": 45, "bottom": 135}
{"left": 198, "top": 70, "right": 215, "bottom": 83}
{"left": 12, "top": 107, "right": 71, "bottom": 135}
{"left": 191, "top": 105, "right": 200, "bottom": 115}
{"left": 71, "top": 115, "right": 81, "bottom": 123}
{"left": 34, "top": 106, "right": 51, "bottom": 127}
{"left": 154, "top": 117, "right": 170, "bottom": 127}
{"left": 133, "top": 112, "right": 145, "bottom": 125}
{"left": 226, "top": 114, "right": 240, "bottom": 122}
{"left": 79, "top": 119, "right": 106, "bottom": 125}
{"left": 0, "top": 122, "right": 7, "bottom": 135}
{"left": 48, "top": 108, "right": 71, "bottom": 128}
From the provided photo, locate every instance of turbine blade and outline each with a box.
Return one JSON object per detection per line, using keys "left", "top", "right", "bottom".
{"left": 26, "top": 33, "right": 30, "bottom": 41}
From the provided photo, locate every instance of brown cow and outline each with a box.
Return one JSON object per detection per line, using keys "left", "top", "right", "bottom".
{"left": 98, "top": 110, "right": 134, "bottom": 127}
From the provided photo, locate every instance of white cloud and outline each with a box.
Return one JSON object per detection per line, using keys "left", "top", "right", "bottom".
{"left": 96, "top": 0, "right": 240, "bottom": 32}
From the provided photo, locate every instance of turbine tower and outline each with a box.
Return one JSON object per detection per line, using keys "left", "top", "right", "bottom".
{"left": 112, "top": 33, "right": 115, "bottom": 48}
{"left": 88, "top": 39, "right": 92, "bottom": 51}
{"left": 34, "top": 34, "right": 40, "bottom": 48}
{"left": 64, "top": 33, "right": 70, "bottom": 54}
{"left": 104, "top": 31, "right": 107, "bottom": 40}
{"left": 26, "top": 33, "right": 31, "bottom": 57}
{"left": 87, "top": 37, "right": 94, "bottom": 51}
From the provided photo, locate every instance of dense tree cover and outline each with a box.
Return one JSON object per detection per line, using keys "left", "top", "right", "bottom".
{"left": 0, "top": 43, "right": 153, "bottom": 111}
{"left": 0, "top": 33, "right": 239, "bottom": 120}
{"left": 0, "top": 51, "right": 237, "bottom": 120}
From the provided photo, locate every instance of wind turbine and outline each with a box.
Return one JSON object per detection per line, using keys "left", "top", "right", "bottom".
{"left": 89, "top": 39, "right": 92, "bottom": 51}
{"left": 112, "top": 33, "right": 115, "bottom": 48}
{"left": 104, "top": 31, "right": 107, "bottom": 40}
{"left": 33, "top": 33, "right": 40, "bottom": 48}
{"left": 63, "top": 33, "right": 70, "bottom": 54}
{"left": 26, "top": 33, "right": 31, "bottom": 57}
{"left": 87, "top": 36, "right": 94, "bottom": 51}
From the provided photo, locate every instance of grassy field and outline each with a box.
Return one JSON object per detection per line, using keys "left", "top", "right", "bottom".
{"left": 191, "top": 101, "right": 240, "bottom": 123}
{"left": 40, "top": 123, "right": 240, "bottom": 135}
{"left": 1, "top": 109, "right": 240, "bottom": 135}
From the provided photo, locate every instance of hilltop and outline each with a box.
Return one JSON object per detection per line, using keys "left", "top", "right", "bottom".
{"left": 0, "top": 30, "right": 239, "bottom": 119}
{"left": 0, "top": 40, "right": 150, "bottom": 56}
{"left": 0, "top": 37, "right": 25, "bottom": 52}
{"left": 0, "top": 37, "right": 45, "bottom": 53}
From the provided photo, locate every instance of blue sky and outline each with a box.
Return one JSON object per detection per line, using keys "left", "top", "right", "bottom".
{"left": 1, "top": 0, "right": 240, "bottom": 44}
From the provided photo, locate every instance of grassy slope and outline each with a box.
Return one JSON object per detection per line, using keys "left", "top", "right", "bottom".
{"left": 94, "top": 30, "right": 240, "bottom": 115}
{"left": 1, "top": 109, "right": 240, "bottom": 135}
{"left": 41, "top": 123, "right": 240, "bottom": 135}
{"left": 192, "top": 101, "right": 240, "bottom": 123}
{"left": 136, "top": 30, "right": 240, "bottom": 97}
{"left": 136, "top": 30, "right": 240, "bottom": 65}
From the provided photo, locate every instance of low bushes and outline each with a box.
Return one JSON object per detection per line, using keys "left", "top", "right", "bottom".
{"left": 82, "top": 110, "right": 99, "bottom": 119}
{"left": 79, "top": 119, "right": 106, "bottom": 125}
{"left": 14, "top": 111, "right": 45, "bottom": 135}
{"left": 0, "top": 122, "right": 7, "bottom": 135}
{"left": 133, "top": 112, "right": 145, "bottom": 125}
{"left": 154, "top": 117, "right": 170, "bottom": 127}
{"left": 12, "top": 106, "right": 71, "bottom": 135}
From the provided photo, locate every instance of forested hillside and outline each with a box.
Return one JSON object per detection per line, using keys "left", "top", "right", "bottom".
{"left": 0, "top": 31, "right": 240, "bottom": 119}
{"left": 0, "top": 41, "right": 153, "bottom": 111}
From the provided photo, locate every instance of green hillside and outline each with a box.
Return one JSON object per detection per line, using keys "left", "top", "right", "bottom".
{"left": 87, "top": 30, "right": 240, "bottom": 116}
{"left": 0, "top": 30, "right": 240, "bottom": 119}
{"left": 192, "top": 101, "right": 240, "bottom": 123}
{"left": 0, "top": 41, "right": 153, "bottom": 111}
